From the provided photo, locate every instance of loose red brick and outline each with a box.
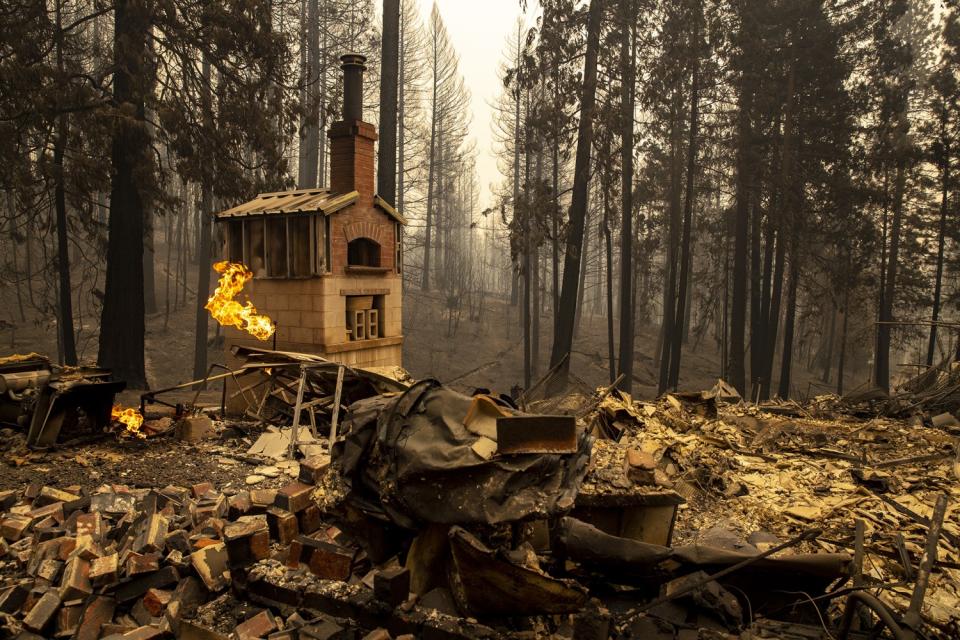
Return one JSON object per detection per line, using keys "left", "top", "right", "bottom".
{"left": 235, "top": 609, "right": 278, "bottom": 640}
{"left": 266, "top": 508, "right": 299, "bottom": 545}
{"left": 22, "top": 589, "right": 61, "bottom": 633}
{"left": 274, "top": 482, "right": 313, "bottom": 513}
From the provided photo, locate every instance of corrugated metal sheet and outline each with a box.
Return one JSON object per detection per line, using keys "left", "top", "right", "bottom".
{"left": 216, "top": 189, "right": 406, "bottom": 225}
{"left": 215, "top": 190, "right": 359, "bottom": 218}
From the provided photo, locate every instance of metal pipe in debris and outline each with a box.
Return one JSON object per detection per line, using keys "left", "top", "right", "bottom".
{"left": 288, "top": 365, "right": 308, "bottom": 460}
{"left": 634, "top": 527, "right": 822, "bottom": 615}
{"left": 328, "top": 365, "right": 345, "bottom": 449}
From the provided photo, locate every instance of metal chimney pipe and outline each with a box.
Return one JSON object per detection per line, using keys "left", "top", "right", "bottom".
{"left": 341, "top": 53, "right": 366, "bottom": 121}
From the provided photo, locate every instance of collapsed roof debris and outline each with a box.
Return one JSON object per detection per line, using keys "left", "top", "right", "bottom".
{"left": 0, "top": 348, "right": 957, "bottom": 638}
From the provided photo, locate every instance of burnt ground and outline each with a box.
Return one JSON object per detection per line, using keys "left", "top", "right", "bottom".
{"left": 0, "top": 264, "right": 872, "bottom": 402}
{"left": 0, "top": 420, "right": 299, "bottom": 496}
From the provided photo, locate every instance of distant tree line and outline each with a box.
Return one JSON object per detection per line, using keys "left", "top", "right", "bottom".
{"left": 492, "top": 0, "right": 959, "bottom": 399}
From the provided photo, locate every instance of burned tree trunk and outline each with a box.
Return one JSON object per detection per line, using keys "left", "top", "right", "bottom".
{"left": 54, "top": 114, "right": 77, "bottom": 366}
{"left": 548, "top": 0, "right": 604, "bottom": 393}
{"left": 193, "top": 57, "right": 214, "bottom": 381}
{"left": 926, "top": 132, "right": 949, "bottom": 367}
{"left": 98, "top": 0, "right": 150, "bottom": 389}
{"left": 874, "top": 143, "right": 906, "bottom": 392}
{"left": 728, "top": 71, "right": 755, "bottom": 397}
{"left": 617, "top": 0, "right": 636, "bottom": 394}
{"left": 777, "top": 249, "right": 799, "bottom": 399}
{"left": 52, "top": 3, "right": 76, "bottom": 365}
{"left": 668, "top": 10, "right": 700, "bottom": 391}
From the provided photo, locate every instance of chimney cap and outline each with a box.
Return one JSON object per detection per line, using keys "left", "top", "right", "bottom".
{"left": 340, "top": 53, "right": 367, "bottom": 68}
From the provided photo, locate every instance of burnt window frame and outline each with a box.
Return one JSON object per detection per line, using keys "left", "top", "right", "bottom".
{"left": 223, "top": 213, "right": 329, "bottom": 278}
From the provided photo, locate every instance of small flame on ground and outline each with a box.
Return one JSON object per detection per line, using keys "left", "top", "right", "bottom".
{"left": 205, "top": 261, "right": 276, "bottom": 341}
{"left": 112, "top": 405, "right": 145, "bottom": 438}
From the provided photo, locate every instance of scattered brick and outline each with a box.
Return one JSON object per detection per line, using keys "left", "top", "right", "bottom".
{"left": 235, "top": 609, "right": 278, "bottom": 640}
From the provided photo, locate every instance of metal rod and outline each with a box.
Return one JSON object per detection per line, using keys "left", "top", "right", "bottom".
{"left": 853, "top": 519, "right": 865, "bottom": 588}
{"left": 838, "top": 592, "right": 911, "bottom": 640}
{"left": 288, "top": 365, "right": 308, "bottom": 460}
{"left": 328, "top": 365, "right": 345, "bottom": 449}
{"left": 635, "top": 527, "right": 822, "bottom": 614}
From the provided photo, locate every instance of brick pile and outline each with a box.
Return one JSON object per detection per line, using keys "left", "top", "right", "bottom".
{"left": 0, "top": 455, "right": 427, "bottom": 639}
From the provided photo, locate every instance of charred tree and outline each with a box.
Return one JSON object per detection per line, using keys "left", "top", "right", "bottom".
{"left": 98, "top": 0, "right": 150, "bottom": 389}
{"left": 617, "top": 0, "right": 636, "bottom": 394}
{"left": 668, "top": 6, "right": 700, "bottom": 391}
{"left": 548, "top": 0, "right": 604, "bottom": 393}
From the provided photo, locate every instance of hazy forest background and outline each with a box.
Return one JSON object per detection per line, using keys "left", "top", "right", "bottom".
{"left": 0, "top": 0, "right": 958, "bottom": 403}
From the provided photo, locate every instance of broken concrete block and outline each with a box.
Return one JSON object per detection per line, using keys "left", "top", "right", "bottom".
{"left": 190, "top": 543, "right": 229, "bottom": 591}
{"left": 373, "top": 566, "right": 410, "bottom": 607}
{"left": 131, "top": 597, "right": 157, "bottom": 626}
{"left": 470, "top": 436, "right": 498, "bottom": 460}
{"left": 572, "top": 599, "right": 611, "bottom": 640}
{"left": 361, "top": 630, "right": 391, "bottom": 640}
{"left": 74, "top": 533, "right": 105, "bottom": 560}
{"left": 176, "top": 415, "right": 213, "bottom": 442}
{"left": 274, "top": 482, "right": 313, "bottom": 513}
{"left": 22, "top": 589, "right": 61, "bottom": 633}
{"left": 172, "top": 576, "right": 206, "bottom": 612}
{"left": 267, "top": 508, "right": 299, "bottom": 545}
{"left": 496, "top": 415, "right": 577, "bottom": 454}
{"left": 235, "top": 609, "right": 278, "bottom": 640}
{"left": 299, "top": 456, "right": 331, "bottom": 484}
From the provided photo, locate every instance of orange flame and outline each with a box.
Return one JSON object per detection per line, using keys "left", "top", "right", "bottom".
{"left": 112, "top": 404, "right": 145, "bottom": 438}
{"left": 205, "top": 261, "right": 276, "bottom": 341}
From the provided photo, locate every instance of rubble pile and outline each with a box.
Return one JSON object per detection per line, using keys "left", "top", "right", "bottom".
{"left": 0, "top": 345, "right": 957, "bottom": 639}
{"left": 0, "top": 459, "right": 436, "bottom": 639}
{"left": 591, "top": 389, "right": 960, "bottom": 634}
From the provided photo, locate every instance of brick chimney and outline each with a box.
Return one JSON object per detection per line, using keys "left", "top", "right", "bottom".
{"left": 328, "top": 53, "right": 377, "bottom": 197}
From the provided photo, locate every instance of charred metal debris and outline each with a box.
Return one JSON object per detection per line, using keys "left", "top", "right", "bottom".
{"left": 0, "top": 347, "right": 957, "bottom": 638}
